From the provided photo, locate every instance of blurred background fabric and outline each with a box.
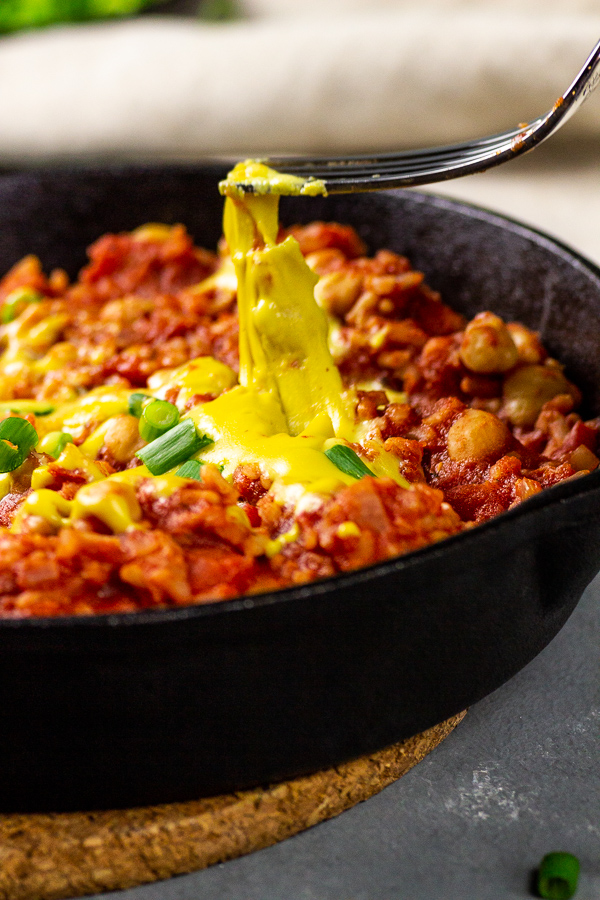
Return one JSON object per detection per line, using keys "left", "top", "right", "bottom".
{"left": 0, "top": 0, "right": 598, "bottom": 262}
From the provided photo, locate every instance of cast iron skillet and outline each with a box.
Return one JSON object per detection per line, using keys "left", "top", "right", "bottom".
{"left": 1, "top": 165, "right": 600, "bottom": 813}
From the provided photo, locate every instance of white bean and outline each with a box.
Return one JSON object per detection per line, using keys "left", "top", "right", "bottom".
{"left": 460, "top": 312, "right": 518, "bottom": 374}
{"left": 503, "top": 364, "right": 577, "bottom": 427}
{"left": 103, "top": 415, "right": 144, "bottom": 464}
{"left": 447, "top": 409, "right": 511, "bottom": 462}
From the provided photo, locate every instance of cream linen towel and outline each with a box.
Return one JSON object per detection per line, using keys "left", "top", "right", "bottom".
{"left": 0, "top": 7, "right": 598, "bottom": 160}
{"left": 244, "top": 0, "right": 600, "bottom": 18}
{"left": 0, "top": 2, "right": 597, "bottom": 263}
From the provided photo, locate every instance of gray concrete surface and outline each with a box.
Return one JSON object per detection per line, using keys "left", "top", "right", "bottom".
{"left": 89, "top": 571, "right": 600, "bottom": 900}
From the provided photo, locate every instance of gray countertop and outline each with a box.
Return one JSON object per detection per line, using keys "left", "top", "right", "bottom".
{"left": 89, "top": 571, "right": 599, "bottom": 900}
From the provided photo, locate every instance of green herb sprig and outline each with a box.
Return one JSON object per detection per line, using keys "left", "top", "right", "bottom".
{"left": 38, "top": 430, "right": 74, "bottom": 459}
{"left": 0, "top": 417, "right": 38, "bottom": 472}
{"left": 1, "top": 287, "right": 43, "bottom": 324}
{"left": 128, "top": 392, "right": 151, "bottom": 418}
{"left": 324, "top": 444, "right": 375, "bottom": 480}
{"left": 136, "top": 419, "right": 213, "bottom": 476}
{"left": 537, "top": 853, "right": 580, "bottom": 900}
{"left": 138, "top": 399, "right": 179, "bottom": 443}
{"left": 175, "top": 459, "right": 204, "bottom": 481}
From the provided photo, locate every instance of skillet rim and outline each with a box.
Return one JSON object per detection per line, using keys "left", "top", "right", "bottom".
{"left": 0, "top": 166, "right": 599, "bottom": 631}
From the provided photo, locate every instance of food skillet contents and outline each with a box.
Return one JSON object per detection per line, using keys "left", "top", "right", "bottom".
{"left": 0, "top": 163, "right": 597, "bottom": 617}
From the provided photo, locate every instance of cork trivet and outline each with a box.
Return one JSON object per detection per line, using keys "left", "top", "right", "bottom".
{"left": 0, "top": 712, "right": 465, "bottom": 900}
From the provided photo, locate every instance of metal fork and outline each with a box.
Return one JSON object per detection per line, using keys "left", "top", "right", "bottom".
{"left": 239, "top": 37, "right": 600, "bottom": 194}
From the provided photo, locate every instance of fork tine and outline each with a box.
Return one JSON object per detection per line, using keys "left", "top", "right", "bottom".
{"left": 238, "top": 37, "right": 600, "bottom": 194}
{"left": 272, "top": 139, "right": 519, "bottom": 187}
{"left": 314, "top": 137, "right": 543, "bottom": 191}
{"left": 265, "top": 124, "right": 530, "bottom": 175}
{"left": 268, "top": 110, "right": 557, "bottom": 191}
{"left": 283, "top": 134, "right": 523, "bottom": 177}
{"left": 260, "top": 126, "right": 546, "bottom": 192}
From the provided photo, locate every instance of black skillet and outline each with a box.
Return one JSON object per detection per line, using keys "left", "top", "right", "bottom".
{"left": 1, "top": 165, "right": 599, "bottom": 813}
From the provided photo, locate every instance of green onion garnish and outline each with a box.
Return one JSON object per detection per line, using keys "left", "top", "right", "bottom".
{"left": 38, "top": 430, "right": 74, "bottom": 459}
{"left": 0, "top": 399, "right": 54, "bottom": 416}
{"left": 324, "top": 444, "right": 375, "bottom": 479}
{"left": 537, "top": 853, "right": 580, "bottom": 900}
{"left": 1, "top": 287, "right": 43, "bottom": 324}
{"left": 175, "top": 459, "right": 203, "bottom": 481}
{"left": 0, "top": 417, "right": 38, "bottom": 472}
{"left": 136, "top": 418, "right": 213, "bottom": 476}
{"left": 138, "top": 399, "right": 179, "bottom": 442}
{"left": 128, "top": 392, "right": 151, "bottom": 418}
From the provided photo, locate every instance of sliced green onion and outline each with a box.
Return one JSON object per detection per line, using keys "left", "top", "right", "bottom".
{"left": 175, "top": 459, "right": 204, "bottom": 481}
{"left": 0, "top": 417, "right": 38, "bottom": 472}
{"left": 128, "top": 392, "right": 151, "bottom": 418}
{"left": 1, "top": 287, "right": 43, "bottom": 324}
{"left": 38, "top": 430, "right": 74, "bottom": 459}
{"left": 537, "top": 853, "right": 580, "bottom": 900}
{"left": 136, "top": 419, "right": 213, "bottom": 476}
{"left": 0, "top": 399, "right": 54, "bottom": 416}
{"left": 139, "top": 399, "right": 179, "bottom": 442}
{"left": 324, "top": 443, "right": 375, "bottom": 479}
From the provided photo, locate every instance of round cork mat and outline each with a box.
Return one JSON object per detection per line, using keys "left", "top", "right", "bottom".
{"left": 0, "top": 712, "right": 465, "bottom": 900}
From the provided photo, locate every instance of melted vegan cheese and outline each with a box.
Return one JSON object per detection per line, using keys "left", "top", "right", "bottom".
{"left": 218, "top": 159, "right": 327, "bottom": 200}
{"left": 147, "top": 357, "right": 238, "bottom": 410}
{"left": 39, "top": 387, "right": 132, "bottom": 441}
{"left": 210, "top": 160, "right": 409, "bottom": 491}
{"left": 2, "top": 160, "right": 410, "bottom": 536}
{"left": 188, "top": 386, "right": 356, "bottom": 494}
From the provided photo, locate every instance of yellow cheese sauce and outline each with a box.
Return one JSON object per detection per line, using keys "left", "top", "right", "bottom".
{"left": 147, "top": 357, "right": 238, "bottom": 410}
{"left": 39, "top": 387, "right": 132, "bottom": 441}
{"left": 218, "top": 159, "right": 327, "bottom": 200}
{"left": 1, "top": 160, "right": 410, "bottom": 536}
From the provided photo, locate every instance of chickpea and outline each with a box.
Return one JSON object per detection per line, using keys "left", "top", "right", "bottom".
{"left": 447, "top": 409, "right": 511, "bottom": 463}
{"left": 103, "top": 415, "right": 145, "bottom": 464}
{"left": 459, "top": 312, "right": 518, "bottom": 374}
{"left": 502, "top": 364, "right": 578, "bottom": 427}
{"left": 313, "top": 270, "right": 363, "bottom": 317}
